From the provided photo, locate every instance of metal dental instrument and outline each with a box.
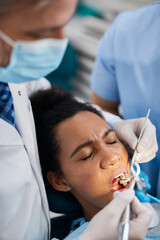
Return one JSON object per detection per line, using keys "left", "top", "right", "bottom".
{"left": 118, "top": 109, "right": 151, "bottom": 240}
{"left": 119, "top": 108, "right": 151, "bottom": 185}
{"left": 118, "top": 164, "right": 140, "bottom": 240}
{"left": 130, "top": 108, "right": 150, "bottom": 170}
{"left": 119, "top": 162, "right": 141, "bottom": 185}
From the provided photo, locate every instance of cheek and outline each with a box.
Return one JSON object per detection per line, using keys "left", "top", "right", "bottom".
{"left": 0, "top": 41, "right": 12, "bottom": 67}
{"left": 62, "top": 163, "right": 112, "bottom": 205}
{"left": 115, "top": 144, "right": 129, "bottom": 162}
{"left": 62, "top": 163, "right": 99, "bottom": 187}
{"left": 118, "top": 145, "right": 130, "bottom": 171}
{"left": 122, "top": 146, "right": 130, "bottom": 164}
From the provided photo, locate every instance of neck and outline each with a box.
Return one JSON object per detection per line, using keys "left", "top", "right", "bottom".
{"left": 71, "top": 191, "right": 109, "bottom": 222}
{"left": 77, "top": 199, "right": 102, "bottom": 221}
{"left": 83, "top": 205, "right": 101, "bottom": 221}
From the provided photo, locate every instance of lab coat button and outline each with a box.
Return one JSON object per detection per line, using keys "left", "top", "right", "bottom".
{"left": 18, "top": 91, "right": 21, "bottom": 96}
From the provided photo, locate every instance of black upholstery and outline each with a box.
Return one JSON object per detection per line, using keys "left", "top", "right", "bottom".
{"left": 50, "top": 212, "right": 83, "bottom": 240}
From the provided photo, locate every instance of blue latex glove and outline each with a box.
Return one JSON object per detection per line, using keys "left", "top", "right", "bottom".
{"left": 135, "top": 170, "right": 151, "bottom": 202}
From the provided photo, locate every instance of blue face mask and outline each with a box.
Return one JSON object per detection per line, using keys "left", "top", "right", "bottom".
{"left": 0, "top": 30, "right": 68, "bottom": 83}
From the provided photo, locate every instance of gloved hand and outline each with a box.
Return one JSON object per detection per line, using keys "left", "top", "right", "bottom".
{"left": 113, "top": 118, "right": 158, "bottom": 163}
{"left": 78, "top": 189, "right": 152, "bottom": 240}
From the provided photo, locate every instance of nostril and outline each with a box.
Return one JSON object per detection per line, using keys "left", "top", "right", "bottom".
{"left": 109, "top": 163, "right": 115, "bottom": 166}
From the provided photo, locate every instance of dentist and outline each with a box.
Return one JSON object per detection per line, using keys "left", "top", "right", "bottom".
{"left": 0, "top": 0, "right": 157, "bottom": 240}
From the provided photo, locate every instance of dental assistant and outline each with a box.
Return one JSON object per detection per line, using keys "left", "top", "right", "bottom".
{"left": 91, "top": 2, "right": 160, "bottom": 196}
{"left": 0, "top": 0, "right": 157, "bottom": 240}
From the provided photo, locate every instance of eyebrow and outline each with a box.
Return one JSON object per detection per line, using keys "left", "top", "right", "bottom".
{"left": 70, "top": 129, "right": 114, "bottom": 158}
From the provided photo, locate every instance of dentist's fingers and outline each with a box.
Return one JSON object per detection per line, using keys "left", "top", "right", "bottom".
{"left": 136, "top": 119, "right": 158, "bottom": 154}
{"left": 78, "top": 190, "right": 135, "bottom": 240}
{"left": 129, "top": 196, "right": 152, "bottom": 240}
{"left": 110, "top": 189, "right": 135, "bottom": 220}
{"left": 113, "top": 118, "right": 158, "bottom": 164}
{"left": 113, "top": 119, "right": 138, "bottom": 150}
{"left": 135, "top": 152, "right": 156, "bottom": 163}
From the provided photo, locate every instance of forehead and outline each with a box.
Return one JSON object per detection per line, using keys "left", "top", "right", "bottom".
{"left": 57, "top": 111, "right": 111, "bottom": 145}
{"left": 0, "top": 0, "right": 78, "bottom": 33}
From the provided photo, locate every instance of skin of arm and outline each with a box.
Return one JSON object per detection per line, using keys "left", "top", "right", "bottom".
{"left": 91, "top": 91, "right": 119, "bottom": 116}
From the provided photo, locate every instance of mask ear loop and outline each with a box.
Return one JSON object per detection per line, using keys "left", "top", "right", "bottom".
{"left": 0, "top": 30, "right": 15, "bottom": 47}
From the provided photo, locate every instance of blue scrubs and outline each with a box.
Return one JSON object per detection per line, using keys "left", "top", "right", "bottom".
{"left": 91, "top": 2, "right": 160, "bottom": 196}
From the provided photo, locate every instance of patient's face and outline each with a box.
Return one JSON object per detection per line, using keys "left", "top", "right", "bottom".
{"left": 54, "top": 111, "right": 130, "bottom": 219}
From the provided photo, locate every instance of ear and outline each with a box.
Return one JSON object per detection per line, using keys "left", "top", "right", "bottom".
{"left": 47, "top": 171, "right": 69, "bottom": 192}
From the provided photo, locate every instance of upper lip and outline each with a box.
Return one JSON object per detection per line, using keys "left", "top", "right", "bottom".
{"left": 109, "top": 167, "right": 128, "bottom": 187}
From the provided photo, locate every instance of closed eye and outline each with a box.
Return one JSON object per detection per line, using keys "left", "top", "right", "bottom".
{"left": 81, "top": 151, "right": 94, "bottom": 161}
{"left": 107, "top": 141, "right": 117, "bottom": 144}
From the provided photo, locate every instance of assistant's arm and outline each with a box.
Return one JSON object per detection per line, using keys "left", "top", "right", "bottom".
{"left": 90, "top": 16, "right": 120, "bottom": 115}
{"left": 91, "top": 91, "right": 119, "bottom": 115}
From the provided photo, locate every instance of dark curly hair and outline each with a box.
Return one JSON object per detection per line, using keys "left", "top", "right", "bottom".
{"left": 30, "top": 86, "right": 104, "bottom": 180}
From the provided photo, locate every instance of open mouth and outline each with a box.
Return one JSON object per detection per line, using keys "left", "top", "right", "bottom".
{"left": 110, "top": 168, "right": 131, "bottom": 192}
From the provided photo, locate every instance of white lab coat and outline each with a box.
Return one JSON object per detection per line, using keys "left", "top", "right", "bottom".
{"left": 0, "top": 78, "right": 51, "bottom": 240}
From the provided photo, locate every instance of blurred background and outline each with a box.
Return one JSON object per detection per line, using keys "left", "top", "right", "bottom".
{"left": 46, "top": 0, "right": 157, "bottom": 102}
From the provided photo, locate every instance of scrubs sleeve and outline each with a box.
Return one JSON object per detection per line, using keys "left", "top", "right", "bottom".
{"left": 91, "top": 19, "right": 119, "bottom": 102}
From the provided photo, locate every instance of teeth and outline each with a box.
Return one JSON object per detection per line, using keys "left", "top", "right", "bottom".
{"left": 120, "top": 176, "right": 132, "bottom": 184}
{"left": 114, "top": 172, "right": 125, "bottom": 179}
{"left": 120, "top": 179, "right": 128, "bottom": 184}
{"left": 120, "top": 174, "right": 126, "bottom": 180}
{"left": 121, "top": 182, "right": 127, "bottom": 187}
{"left": 113, "top": 172, "right": 129, "bottom": 188}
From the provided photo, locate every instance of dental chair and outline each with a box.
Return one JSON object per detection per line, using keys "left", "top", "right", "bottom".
{"left": 46, "top": 181, "right": 83, "bottom": 240}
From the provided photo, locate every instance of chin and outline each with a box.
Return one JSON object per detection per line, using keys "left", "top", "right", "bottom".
{"left": 101, "top": 193, "right": 114, "bottom": 208}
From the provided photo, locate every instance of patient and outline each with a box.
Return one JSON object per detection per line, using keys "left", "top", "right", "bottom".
{"left": 30, "top": 86, "right": 131, "bottom": 223}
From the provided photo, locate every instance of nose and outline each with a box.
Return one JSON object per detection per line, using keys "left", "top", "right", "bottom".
{"left": 100, "top": 149, "right": 121, "bottom": 169}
